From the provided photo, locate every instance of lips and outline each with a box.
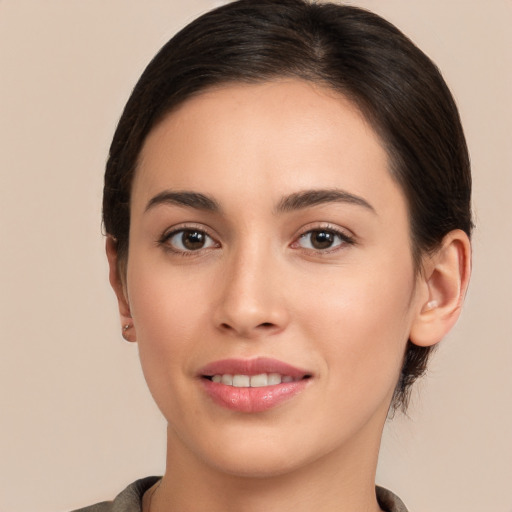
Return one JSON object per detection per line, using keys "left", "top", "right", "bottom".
{"left": 199, "top": 357, "right": 312, "bottom": 413}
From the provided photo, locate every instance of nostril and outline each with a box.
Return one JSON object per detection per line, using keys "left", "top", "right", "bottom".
{"left": 216, "top": 319, "right": 282, "bottom": 336}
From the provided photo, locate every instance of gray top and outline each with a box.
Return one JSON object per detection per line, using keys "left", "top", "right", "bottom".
{"left": 72, "top": 477, "right": 409, "bottom": 512}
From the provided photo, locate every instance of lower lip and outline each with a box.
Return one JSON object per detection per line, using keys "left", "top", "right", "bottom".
{"left": 201, "top": 378, "right": 309, "bottom": 413}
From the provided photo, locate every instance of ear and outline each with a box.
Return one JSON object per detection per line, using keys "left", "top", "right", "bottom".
{"left": 410, "top": 229, "right": 471, "bottom": 347}
{"left": 105, "top": 236, "right": 137, "bottom": 342}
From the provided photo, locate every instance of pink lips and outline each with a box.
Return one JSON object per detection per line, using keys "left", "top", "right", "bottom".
{"left": 199, "top": 357, "right": 311, "bottom": 413}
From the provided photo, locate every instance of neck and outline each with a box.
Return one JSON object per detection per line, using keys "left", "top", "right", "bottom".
{"left": 151, "top": 421, "right": 385, "bottom": 512}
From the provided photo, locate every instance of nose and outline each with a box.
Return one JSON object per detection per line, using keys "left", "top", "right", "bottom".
{"left": 213, "top": 243, "right": 290, "bottom": 339}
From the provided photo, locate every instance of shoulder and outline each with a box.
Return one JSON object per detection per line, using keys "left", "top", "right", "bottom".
{"left": 70, "top": 476, "right": 161, "bottom": 512}
{"left": 71, "top": 479, "right": 405, "bottom": 512}
{"left": 376, "top": 486, "right": 410, "bottom": 512}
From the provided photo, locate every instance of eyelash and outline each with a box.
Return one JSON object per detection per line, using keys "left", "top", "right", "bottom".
{"left": 158, "top": 225, "right": 219, "bottom": 257}
{"left": 158, "top": 224, "right": 355, "bottom": 257}
{"left": 292, "top": 224, "right": 355, "bottom": 254}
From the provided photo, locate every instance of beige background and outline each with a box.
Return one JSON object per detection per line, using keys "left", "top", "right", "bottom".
{"left": 1, "top": 1, "right": 511, "bottom": 511}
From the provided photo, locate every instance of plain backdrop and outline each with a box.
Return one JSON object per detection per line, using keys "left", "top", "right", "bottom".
{"left": 1, "top": 1, "right": 511, "bottom": 511}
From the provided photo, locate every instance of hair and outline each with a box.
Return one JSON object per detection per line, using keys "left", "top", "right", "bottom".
{"left": 103, "top": 0, "right": 472, "bottom": 412}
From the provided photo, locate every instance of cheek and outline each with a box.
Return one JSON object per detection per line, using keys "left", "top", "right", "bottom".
{"left": 128, "top": 253, "right": 207, "bottom": 339}
{"left": 296, "top": 264, "right": 415, "bottom": 397}
{"left": 126, "top": 260, "right": 209, "bottom": 403}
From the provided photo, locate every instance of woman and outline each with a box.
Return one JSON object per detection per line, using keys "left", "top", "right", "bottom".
{"left": 77, "top": 0, "right": 472, "bottom": 510}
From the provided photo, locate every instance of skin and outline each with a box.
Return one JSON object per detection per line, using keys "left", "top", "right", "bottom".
{"left": 107, "top": 80, "right": 471, "bottom": 512}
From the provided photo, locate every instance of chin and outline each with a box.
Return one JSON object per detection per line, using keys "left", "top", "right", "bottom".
{"left": 179, "top": 420, "right": 341, "bottom": 480}
{"left": 205, "top": 446, "right": 311, "bottom": 479}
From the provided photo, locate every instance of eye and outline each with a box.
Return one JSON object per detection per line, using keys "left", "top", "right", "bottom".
{"left": 297, "top": 229, "right": 352, "bottom": 251}
{"left": 163, "top": 229, "right": 218, "bottom": 252}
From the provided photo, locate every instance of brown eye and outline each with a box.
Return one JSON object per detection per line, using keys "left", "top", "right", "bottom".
{"left": 182, "top": 230, "right": 206, "bottom": 250}
{"left": 298, "top": 229, "right": 348, "bottom": 251}
{"left": 311, "top": 231, "right": 335, "bottom": 249}
{"left": 166, "top": 229, "right": 217, "bottom": 252}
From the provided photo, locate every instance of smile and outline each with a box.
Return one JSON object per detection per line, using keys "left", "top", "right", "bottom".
{"left": 199, "top": 358, "right": 312, "bottom": 413}
{"left": 208, "top": 373, "right": 299, "bottom": 387}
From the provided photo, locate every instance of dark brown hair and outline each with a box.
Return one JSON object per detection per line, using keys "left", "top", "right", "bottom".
{"left": 103, "top": 0, "right": 472, "bottom": 411}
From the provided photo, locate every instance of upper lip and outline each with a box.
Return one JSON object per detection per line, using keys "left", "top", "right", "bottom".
{"left": 199, "top": 357, "right": 311, "bottom": 379}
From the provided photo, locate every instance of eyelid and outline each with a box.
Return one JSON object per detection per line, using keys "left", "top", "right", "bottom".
{"left": 295, "top": 222, "right": 355, "bottom": 239}
{"left": 290, "top": 223, "right": 356, "bottom": 252}
{"left": 158, "top": 223, "right": 220, "bottom": 254}
{"left": 159, "top": 221, "right": 214, "bottom": 239}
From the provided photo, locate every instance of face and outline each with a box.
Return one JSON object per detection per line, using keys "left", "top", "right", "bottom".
{"left": 123, "top": 80, "right": 425, "bottom": 477}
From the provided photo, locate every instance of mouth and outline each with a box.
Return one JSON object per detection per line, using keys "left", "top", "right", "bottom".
{"left": 204, "top": 372, "right": 309, "bottom": 387}
{"left": 199, "top": 357, "right": 312, "bottom": 413}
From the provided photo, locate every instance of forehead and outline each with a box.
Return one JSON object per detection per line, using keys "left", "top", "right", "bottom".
{"left": 134, "top": 79, "right": 404, "bottom": 220}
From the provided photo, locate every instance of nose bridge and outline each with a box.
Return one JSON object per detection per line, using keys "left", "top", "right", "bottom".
{"left": 214, "top": 236, "right": 288, "bottom": 337}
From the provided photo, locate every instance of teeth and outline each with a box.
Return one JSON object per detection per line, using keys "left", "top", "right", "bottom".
{"left": 267, "top": 373, "right": 282, "bottom": 385}
{"left": 250, "top": 373, "right": 268, "bottom": 387}
{"left": 221, "top": 374, "right": 233, "bottom": 385}
{"left": 210, "top": 373, "right": 298, "bottom": 387}
{"left": 233, "top": 375, "right": 250, "bottom": 387}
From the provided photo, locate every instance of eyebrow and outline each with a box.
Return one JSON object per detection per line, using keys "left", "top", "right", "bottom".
{"left": 144, "top": 188, "right": 375, "bottom": 215}
{"left": 276, "top": 189, "right": 376, "bottom": 214}
{"left": 145, "top": 191, "right": 221, "bottom": 213}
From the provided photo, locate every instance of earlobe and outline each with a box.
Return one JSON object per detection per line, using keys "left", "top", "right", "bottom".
{"left": 105, "top": 236, "right": 137, "bottom": 342}
{"left": 410, "top": 229, "right": 471, "bottom": 347}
